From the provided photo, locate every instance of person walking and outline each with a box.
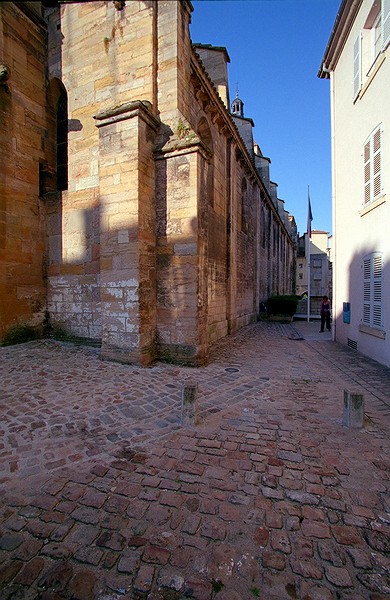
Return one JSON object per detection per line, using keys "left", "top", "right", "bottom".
{"left": 320, "top": 295, "right": 331, "bottom": 332}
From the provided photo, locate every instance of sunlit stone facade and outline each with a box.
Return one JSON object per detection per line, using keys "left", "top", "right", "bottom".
{"left": 0, "top": 1, "right": 296, "bottom": 365}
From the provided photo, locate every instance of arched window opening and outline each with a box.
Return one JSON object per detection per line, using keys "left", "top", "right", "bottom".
{"left": 57, "top": 89, "right": 68, "bottom": 191}
{"left": 241, "top": 178, "right": 248, "bottom": 233}
{"left": 261, "top": 207, "right": 266, "bottom": 249}
{"left": 197, "top": 117, "right": 214, "bottom": 207}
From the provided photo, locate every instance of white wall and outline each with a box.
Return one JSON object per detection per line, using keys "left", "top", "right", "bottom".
{"left": 331, "top": 0, "right": 390, "bottom": 366}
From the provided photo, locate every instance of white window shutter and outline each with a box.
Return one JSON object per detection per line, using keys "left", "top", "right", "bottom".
{"left": 364, "top": 141, "right": 371, "bottom": 204}
{"left": 373, "top": 128, "right": 381, "bottom": 199}
{"left": 363, "top": 257, "right": 371, "bottom": 325}
{"left": 353, "top": 34, "right": 362, "bottom": 98}
{"left": 363, "top": 254, "right": 383, "bottom": 328}
{"left": 363, "top": 125, "right": 382, "bottom": 204}
{"left": 373, "top": 254, "right": 383, "bottom": 327}
{"left": 383, "top": 0, "right": 390, "bottom": 49}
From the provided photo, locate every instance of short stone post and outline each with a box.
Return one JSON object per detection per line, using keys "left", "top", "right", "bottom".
{"left": 343, "top": 390, "right": 365, "bottom": 429}
{"left": 181, "top": 382, "right": 198, "bottom": 426}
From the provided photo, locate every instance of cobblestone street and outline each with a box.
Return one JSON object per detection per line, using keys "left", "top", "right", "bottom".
{"left": 1, "top": 320, "right": 389, "bottom": 599}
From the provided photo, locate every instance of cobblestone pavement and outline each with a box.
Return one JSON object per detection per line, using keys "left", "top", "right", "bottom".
{"left": 0, "top": 320, "right": 389, "bottom": 600}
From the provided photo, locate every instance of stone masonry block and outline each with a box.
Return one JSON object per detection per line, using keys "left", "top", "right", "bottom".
{"left": 343, "top": 390, "right": 364, "bottom": 429}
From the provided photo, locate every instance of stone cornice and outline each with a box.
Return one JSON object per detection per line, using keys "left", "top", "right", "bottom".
{"left": 180, "top": 0, "right": 193, "bottom": 19}
{"left": 14, "top": 2, "right": 47, "bottom": 31}
{"left": 154, "top": 136, "right": 212, "bottom": 162}
{"left": 154, "top": 115, "right": 213, "bottom": 162}
{"left": 93, "top": 100, "right": 160, "bottom": 131}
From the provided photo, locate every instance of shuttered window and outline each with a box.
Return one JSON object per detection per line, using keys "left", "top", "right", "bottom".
{"left": 363, "top": 253, "right": 383, "bottom": 328}
{"left": 373, "top": 12, "right": 382, "bottom": 59}
{"left": 363, "top": 126, "right": 382, "bottom": 204}
{"left": 383, "top": 0, "right": 390, "bottom": 49}
{"left": 353, "top": 34, "right": 361, "bottom": 98}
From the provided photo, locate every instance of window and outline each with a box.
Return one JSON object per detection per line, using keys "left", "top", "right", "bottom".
{"left": 373, "top": 11, "right": 382, "bottom": 59}
{"left": 261, "top": 207, "right": 266, "bottom": 248}
{"left": 357, "top": 1, "right": 390, "bottom": 96}
{"left": 364, "top": 125, "right": 382, "bottom": 204}
{"left": 273, "top": 225, "right": 277, "bottom": 256}
{"left": 383, "top": 0, "right": 390, "bottom": 49}
{"left": 363, "top": 253, "right": 383, "bottom": 328}
{"left": 197, "top": 117, "right": 214, "bottom": 207}
{"left": 57, "top": 89, "right": 68, "bottom": 191}
{"left": 368, "top": 0, "right": 390, "bottom": 60}
{"left": 241, "top": 178, "right": 248, "bottom": 233}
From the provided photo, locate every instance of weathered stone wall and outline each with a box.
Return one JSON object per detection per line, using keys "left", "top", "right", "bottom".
{"left": 199, "top": 115, "right": 228, "bottom": 344}
{"left": 154, "top": 0, "right": 210, "bottom": 365}
{"left": 187, "top": 45, "right": 295, "bottom": 345}
{"left": 155, "top": 148, "right": 204, "bottom": 364}
{"left": 45, "top": 1, "right": 158, "bottom": 359}
{"left": 0, "top": 0, "right": 295, "bottom": 366}
{"left": 0, "top": 3, "right": 47, "bottom": 338}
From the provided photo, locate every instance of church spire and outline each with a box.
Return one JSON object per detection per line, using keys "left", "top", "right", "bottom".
{"left": 231, "top": 84, "right": 244, "bottom": 117}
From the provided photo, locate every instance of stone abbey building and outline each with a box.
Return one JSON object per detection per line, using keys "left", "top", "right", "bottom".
{"left": 0, "top": 1, "right": 296, "bottom": 366}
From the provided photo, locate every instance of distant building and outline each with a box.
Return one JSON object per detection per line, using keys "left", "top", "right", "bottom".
{"left": 296, "top": 230, "right": 331, "bottom": 318}
{"left": 319, "top": 0, "right": 390, "bottom": 366}
{"left": 0, "top": 1, "right": 296, "bottom": 366}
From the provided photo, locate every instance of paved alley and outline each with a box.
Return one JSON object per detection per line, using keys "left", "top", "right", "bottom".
{"left": 0, "top": 320, "right": 389, "bottom": 599}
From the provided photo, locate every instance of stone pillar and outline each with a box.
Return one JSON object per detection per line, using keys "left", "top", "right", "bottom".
{"left": 94, "top": 101, "right": 159, "bottom": 365}
{"left": 343, "top": 390, "right": 365, "bottom": 429}
{"left": 181, "top": 382, "right": 198, "bottom": 426}
{"left": 156, "top": 0, "right": 193, "bottom": 122}
{"left": 155, "top": 135, "right": 209, "bottom": 366}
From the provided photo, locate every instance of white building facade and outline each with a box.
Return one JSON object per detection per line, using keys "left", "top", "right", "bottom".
{"left": 320, "top": 0, "right": 390, "bottom": 366}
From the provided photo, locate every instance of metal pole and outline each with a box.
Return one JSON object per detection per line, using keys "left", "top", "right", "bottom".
{"left": 307, "top": 186, "right": 311, "bottom": 323}
{"left": 307, "top": 233, "right": 311, "bottom": 322}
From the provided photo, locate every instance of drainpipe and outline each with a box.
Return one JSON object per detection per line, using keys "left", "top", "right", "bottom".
{"left": 322, "top": 63, "right": 336, "bottom": 342}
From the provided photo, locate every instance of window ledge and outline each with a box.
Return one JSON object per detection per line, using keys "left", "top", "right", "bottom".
{"left": 360, "top": 194, "right": 386, "bottom": 216}
{"left": 359, "top": 324, "right": 386, "bottom": 339}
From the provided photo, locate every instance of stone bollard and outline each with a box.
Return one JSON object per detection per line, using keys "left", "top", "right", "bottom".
{"left": 181, "top": 382, "right": 198, "bottom": 426}
{"left": 343, "top": 390, "right": 365, "bottom": 429}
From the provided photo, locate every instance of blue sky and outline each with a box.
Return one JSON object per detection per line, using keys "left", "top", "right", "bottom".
{"left": 190, "top": 0, "right": 341, "bottom": 237}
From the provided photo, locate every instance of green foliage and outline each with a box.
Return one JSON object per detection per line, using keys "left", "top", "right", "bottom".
{"left": 51, "top": 324, "right": 100, "bottom": 348}
{"left": 51, "top": 324, "right": 72, "bottom": 341}
{"left": 51, "top": 325, "right": 84, "bottom": 344}
{"left": 1, "top": 323, "right": 37, "bottom": 346}
{"left": 266, "top": 295, "right": 299, "bottom": 317}
{"left": 211, "top": 579, "right": 224, "bottom": 593}
{"left": 176, "top": 118, "right": 190, "bottom": 139}
{"left": 250, "top": 587, "right": 260, "bottom": 597}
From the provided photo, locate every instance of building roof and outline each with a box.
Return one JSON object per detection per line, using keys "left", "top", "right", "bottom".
{"left": 318, "top": 0, "right": 363, "bottom": 78}
{"left": 191, "top": 43, "right": 231, "bottom": 64}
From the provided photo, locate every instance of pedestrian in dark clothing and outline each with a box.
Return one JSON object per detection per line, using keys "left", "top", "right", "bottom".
{"left": 320, "top": 295, "right": 331, "bottom": 332}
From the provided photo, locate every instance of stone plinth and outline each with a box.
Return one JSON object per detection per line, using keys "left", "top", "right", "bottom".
{"left": 343, "top": 390, "right": 365, "bottom": 429}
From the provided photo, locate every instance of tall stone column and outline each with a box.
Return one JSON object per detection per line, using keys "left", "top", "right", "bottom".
{"left": 155, "top": 133, "right": 210, "bottom": 366}
{"left": 152, "top": 1, "right": 209, "bottom": 365}
{"left": 94, "top": 101, "right": 159, "bottom": 365}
